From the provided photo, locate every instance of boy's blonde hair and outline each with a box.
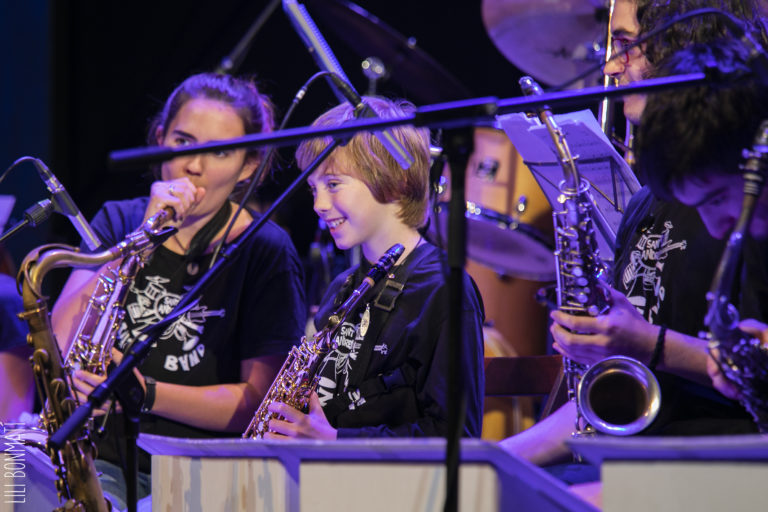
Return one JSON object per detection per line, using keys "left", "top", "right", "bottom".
{"left": 295, "top": 97, "right": 431, "bottom": 228}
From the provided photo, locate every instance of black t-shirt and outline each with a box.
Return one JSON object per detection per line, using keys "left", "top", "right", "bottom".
{"left": 313, "top": 243, "right": 486, "bottom": 438}
{"left": 83, "top": 198, "right": 306, "bottom": 471}
{"left": 614, "top": 187, "right": 755, "bottom": 434}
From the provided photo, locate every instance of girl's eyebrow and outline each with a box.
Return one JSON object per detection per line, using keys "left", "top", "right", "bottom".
{"left": 170, "top": 129, "right": 197, "bottom": 141}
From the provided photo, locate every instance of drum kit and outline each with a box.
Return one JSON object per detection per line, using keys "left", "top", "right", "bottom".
{"left": 305, "top": 0, "right": 615, "bottom": 382}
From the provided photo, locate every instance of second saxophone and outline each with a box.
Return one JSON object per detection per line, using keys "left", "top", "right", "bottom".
{"left": 244, "top": 243, "right": 405, "bottom": 439}
{"left": 520, "top": 76, "right": 661, "bottom": 437}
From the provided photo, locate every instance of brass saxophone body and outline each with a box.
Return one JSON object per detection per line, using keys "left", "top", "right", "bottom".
{"left": 706, "top": 120, "right": 768, "bottom": 432}
{"left": 18, "top": 208, "right": 174, "bottom": 511}
{"left": 520, "top": 76, "right": 660, "bottom": 437}
{"left": 64, "top": 209, "right": 174, "bottom": 375}
{"left": 244, "top": 243, "right": 405, "bottom": 439}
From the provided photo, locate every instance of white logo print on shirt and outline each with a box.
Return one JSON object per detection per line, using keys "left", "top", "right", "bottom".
{"left": 119, "top": 275, "right": 225, "bottom": 372}
{"left": 316, "top": 314, "right": 364, "bottom": 407}
{"left": 621, "top": 220, "right": 687, "bottom": 323}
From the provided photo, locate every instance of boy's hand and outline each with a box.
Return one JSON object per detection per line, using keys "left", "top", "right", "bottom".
{"left": 263, "top": 392, "right": 337, "bottom": 441}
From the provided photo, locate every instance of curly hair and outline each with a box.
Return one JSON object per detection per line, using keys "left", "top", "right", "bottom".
{"left": 636, "top": 38, "right": 768, "bottom": 199}
{"left": 635, "top": 0, "right": 767, "bottom": 69}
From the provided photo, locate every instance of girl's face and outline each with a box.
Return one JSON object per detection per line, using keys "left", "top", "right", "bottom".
{"left": 158, "top": 97, "right": 255, "bottom": 220}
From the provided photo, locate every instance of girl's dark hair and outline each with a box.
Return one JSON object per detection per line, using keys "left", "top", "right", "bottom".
{"left": 147, "top": 73, "right": 275, "bottom": 178}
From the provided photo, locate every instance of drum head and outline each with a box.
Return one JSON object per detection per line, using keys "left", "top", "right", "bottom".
{"left": 428, "top": 202, "right": 555, "bottom": 281}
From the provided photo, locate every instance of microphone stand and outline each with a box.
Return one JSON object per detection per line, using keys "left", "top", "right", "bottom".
{"left": 109, "top": 72, "right": 708, "bottom": 169}
{"left": 104, "top": 71, "right": 708, "bottom": 511}
{"left": 215, "top": 0, "right": 281, "bottom": 74}
{"left": 0, "top": 199, "right": 54, "bottom": 243}
{"left": 441, "top": 128, "right": 473, "bottom": 512}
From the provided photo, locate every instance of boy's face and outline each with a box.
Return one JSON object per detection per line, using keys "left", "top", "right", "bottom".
{"left": 673, "top": 173, "right": 768, "bottom": 240}
{"left": 307, "top": 155, "right": 403, "bottom": 261}
{"left": 603, "top": 0, "right": 651, "bottom": 124}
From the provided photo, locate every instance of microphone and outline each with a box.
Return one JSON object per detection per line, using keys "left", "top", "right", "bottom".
{"left": 327, "top": 73, "right": 415, "bottom": 168}
{"left": 31, "top": 159, "right": 101, "bottom": 251}
{"left": 282, "top": 0, "right": 414, "bottom": 170}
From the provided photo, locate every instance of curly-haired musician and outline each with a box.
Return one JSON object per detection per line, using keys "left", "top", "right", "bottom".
{"left": 636, "top": 38, "right": 768, "bottom": 405}
{"left": 500, "top": 0, "right": 768, "bottom": 476}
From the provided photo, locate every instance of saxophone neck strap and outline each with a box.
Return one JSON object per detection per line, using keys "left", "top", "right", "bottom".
{"left": 345, "top": 243, "right": 432, "bottom": 390}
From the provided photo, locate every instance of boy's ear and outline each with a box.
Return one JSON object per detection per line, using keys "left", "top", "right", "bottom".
{"left": 155, "top": 126, "right": 165, "bottom": 145}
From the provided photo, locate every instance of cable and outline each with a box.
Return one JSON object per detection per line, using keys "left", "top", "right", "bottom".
{"left": 209, "top": 70, "right": 335, "bottom": 266}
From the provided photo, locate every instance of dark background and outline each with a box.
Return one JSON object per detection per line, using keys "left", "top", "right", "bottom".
{"left": 1, "top": 0, "right": 610, "bottom": 291}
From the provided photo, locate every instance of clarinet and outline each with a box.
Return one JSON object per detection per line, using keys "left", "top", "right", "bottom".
{"left": 705, "top": 120, "right": 768, "bottom": 432}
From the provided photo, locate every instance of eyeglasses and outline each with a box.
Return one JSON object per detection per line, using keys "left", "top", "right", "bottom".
{"left": 610, "top": 36, "right": 643, "bottom": 64}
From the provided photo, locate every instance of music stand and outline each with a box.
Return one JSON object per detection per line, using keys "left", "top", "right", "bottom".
{"left": 497, "top": 109, "right": 640, "bottom": 260}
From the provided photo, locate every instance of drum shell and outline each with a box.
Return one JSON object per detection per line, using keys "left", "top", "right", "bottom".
{"left": 434, "top": 126, "right": 554, "bottom": 358}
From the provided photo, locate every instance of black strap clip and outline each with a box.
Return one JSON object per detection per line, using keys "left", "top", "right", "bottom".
{"left": 373, "top": 279, "right": 404, "bottom": 312}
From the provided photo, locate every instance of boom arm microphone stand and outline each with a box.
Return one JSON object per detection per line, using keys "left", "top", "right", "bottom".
{"left": 108, "top": 72, "right": 708, "bottom": 168}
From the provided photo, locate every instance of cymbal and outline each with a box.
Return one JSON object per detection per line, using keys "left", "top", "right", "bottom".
{"left": 482, "top": 0, "right": 607, "bottom": 88}
{"left": 304, "top": 0, "right": 472, "bottom": 103}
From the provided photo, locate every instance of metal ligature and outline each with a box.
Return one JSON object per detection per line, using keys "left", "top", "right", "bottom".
{"left": 18, "top": 208, "right": 174, "bottom": 511}
{"left": 705, "top": 120, "right": 768, "bottom": 432}
{"left": 244, "top": 243, "right": 405, "bottom": 439}
{"left": 520, "top": 76, "right": 660, "bottom": 437}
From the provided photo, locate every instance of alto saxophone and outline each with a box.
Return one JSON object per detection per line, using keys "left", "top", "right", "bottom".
{"left": 520, "top": 76, "right": 661, "bottom": 437}
{"left": 18, "top": 209, "right": 174, "bottom": 511}
{"left": 705, "top": 120, "right": 768, "bottom": 432}
{"left": 64, "top": 209, "right": 174, "bottom": 375}
{"left": 244, "top": 243, "right": 404, "bottom": 439}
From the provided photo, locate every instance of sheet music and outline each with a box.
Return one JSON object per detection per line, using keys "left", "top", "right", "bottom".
{"left": 496, "top": 110, "right": 640, "bottom": 259}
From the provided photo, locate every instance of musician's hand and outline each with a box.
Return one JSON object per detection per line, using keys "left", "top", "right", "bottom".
{"left": 110, "top": 348, "right": 148, "bottom": 397}
{"left": 71, "top": 369, "right": 113, "bottom": 416}
{"left": 707, "top": 349, "right": 741, "bottom": 400}
{"left": 738, "top": 318, "right": 768, "bottom": 345}
{"left": 550, "top": 286, "right": 656, "bottom": 367}
{"left": 708, "top": 319, "right": 768, "bottom": 400}
{"left": 263, "top": 392, "right": 337, "bottom": 441}
{"left": 146, "top": 177, "right": 205, "bottom": 226}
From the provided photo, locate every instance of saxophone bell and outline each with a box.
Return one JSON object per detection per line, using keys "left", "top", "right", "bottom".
{"left": 577, "top": 356, "right": 661, "bottom": 436}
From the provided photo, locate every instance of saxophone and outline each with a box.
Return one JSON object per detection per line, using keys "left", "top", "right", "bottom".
{"left": 244, "top": 243, "right": 404, "bottom": 439}
{"left": 705, "top": 120, "right": 768, "bottom": 432}
{"left": 520, "top": 76, "right": 661, "bottom": 436}
{"left": 18, "top": 209, "right": 174, "bottom": 511}
{"left": 64, "top": 209, "right": 174, "bottom": 375}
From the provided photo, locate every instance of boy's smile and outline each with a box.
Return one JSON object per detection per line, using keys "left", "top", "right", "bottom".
{"left": 308, "top": 157, "right": 413, "bottom": 262}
